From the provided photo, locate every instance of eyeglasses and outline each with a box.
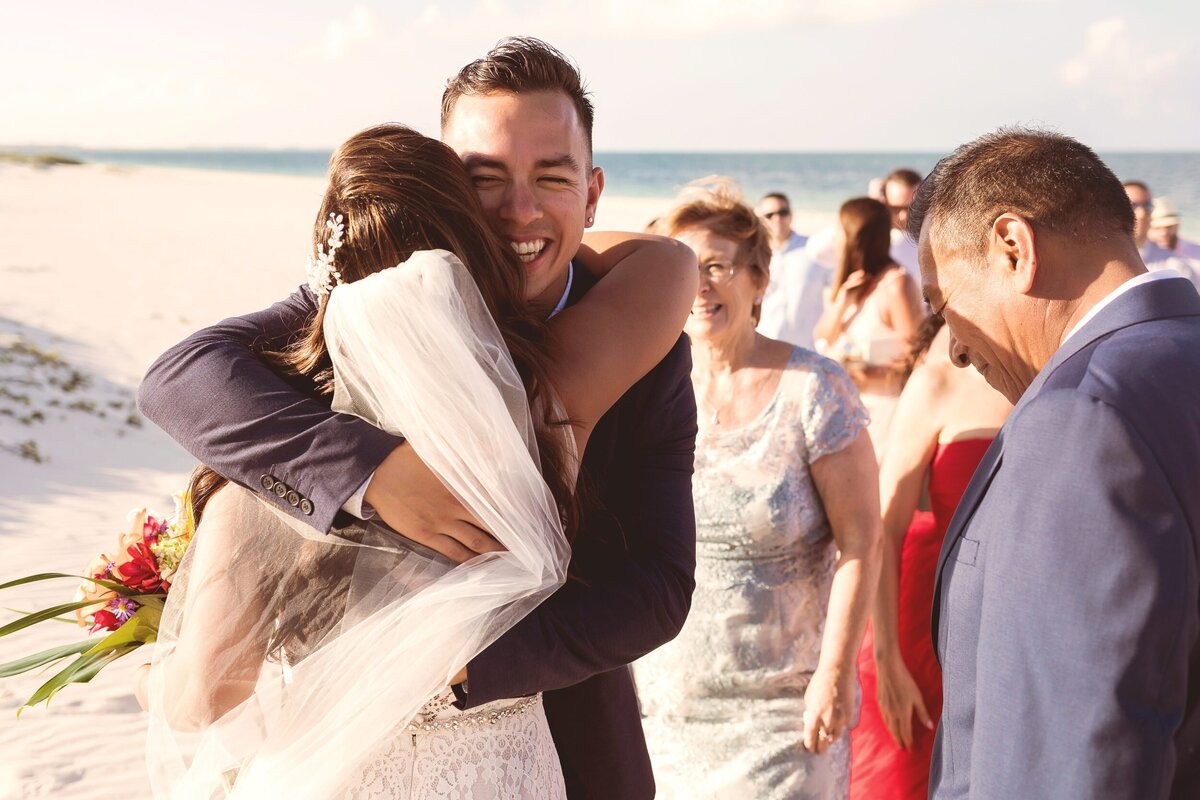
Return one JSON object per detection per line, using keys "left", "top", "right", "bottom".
{"left": 1130, "top": 201, "right": 1153, "bottom": 211}
{"left": 699, "top": 261, "right": 739, "bottom": 282}
{"left": 762, "top": 209, "right": 791, "bottom": 220}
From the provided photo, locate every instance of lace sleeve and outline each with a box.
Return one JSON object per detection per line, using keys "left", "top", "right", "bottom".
{"left": 800, "top": 352, "right": 870, "bottom": 462}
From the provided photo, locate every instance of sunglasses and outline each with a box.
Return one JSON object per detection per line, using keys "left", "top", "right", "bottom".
{"left": 762, "top": 209, "right": 791, "bottom": 220}
{"left": 1130, "top": 201, "right": 1153, "bottom": 211}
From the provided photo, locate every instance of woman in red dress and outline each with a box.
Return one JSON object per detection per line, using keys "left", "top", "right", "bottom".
{"left": 849, "top": 317, "right": 1011, "bottom": 799}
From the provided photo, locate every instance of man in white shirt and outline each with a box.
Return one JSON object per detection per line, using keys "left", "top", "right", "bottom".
{"left": 1124, "top": 180, "right": 1175, "bottom": 264}
{"left": 884, "top": 168, "right": 922, "bottom": 280}
{"left": 755, "top": 192, "right": 828, "bottom": 349}
{"left": 1149, "top": 197, "right": 1200, "bottom": 260}
{"left": 1126, "top": 182, "right": 1200, "bottom": 289}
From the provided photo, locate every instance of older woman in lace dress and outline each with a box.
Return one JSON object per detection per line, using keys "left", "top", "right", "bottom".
{"left": 635, "top": 182, "right": 882, "bottom": 799}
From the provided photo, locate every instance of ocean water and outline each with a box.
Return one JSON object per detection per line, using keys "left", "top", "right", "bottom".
{"left": 25, "top": 147, "right": 1200, "bottom": 225}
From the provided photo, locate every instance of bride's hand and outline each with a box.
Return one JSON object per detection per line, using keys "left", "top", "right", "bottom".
{"left": 874, "top": 654, "right": 933, "bottom": 749}
{"left": 801, "top": 665, "right": 856, "bottom": 754}
{"left": 366, "top": 443, "right": 505, "bottom": 563}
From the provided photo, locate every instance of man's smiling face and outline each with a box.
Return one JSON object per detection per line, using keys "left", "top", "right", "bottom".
{"left": 443, "top": 90, "right": 603, "bottom": 311}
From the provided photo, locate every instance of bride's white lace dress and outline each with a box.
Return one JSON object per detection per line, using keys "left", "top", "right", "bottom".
{"left": 147, "top": 252, "right": 571, "bottom": 800}
{"left": 349, "top": 689, "right": 565, "bottom": 799}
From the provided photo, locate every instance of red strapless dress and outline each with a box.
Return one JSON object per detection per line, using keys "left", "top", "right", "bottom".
{"left": 849, "top": 438, "right": 993, "bottom": 800}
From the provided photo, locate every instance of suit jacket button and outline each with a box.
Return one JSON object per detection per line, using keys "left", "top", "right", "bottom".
{"left": 299, "top": 498, "right": 314, "bottom": 516}
{"left": 260, "top": 474, "right": 275, "bottom": 491}
{"left": 286, "top": 490, "right": 301, "bottom": 507}
{"left": 273, "top": 481, "right": 288, "bottom": 499}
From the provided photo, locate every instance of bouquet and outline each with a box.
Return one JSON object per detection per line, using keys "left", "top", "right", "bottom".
{"left": 0, "top": 493, "right": 193, "bottom": 713}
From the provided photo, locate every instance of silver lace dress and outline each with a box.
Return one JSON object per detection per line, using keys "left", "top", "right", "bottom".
{"left": 634, "top": 348, "right": 868, "bottom": 799}
{"left": 345, "top": 688, "right": 566, "bottom": 799}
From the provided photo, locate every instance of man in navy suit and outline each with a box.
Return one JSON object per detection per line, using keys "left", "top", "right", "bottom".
{"left": 138, "top": 38, "right": 696, "bottom": 799}
{"left": 912, "top": 128, "right": 1200, "bottom": 799}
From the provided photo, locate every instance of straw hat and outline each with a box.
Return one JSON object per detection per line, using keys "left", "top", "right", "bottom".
{"left": 1150, "top": 197, "right": 1181, "bottom": 229}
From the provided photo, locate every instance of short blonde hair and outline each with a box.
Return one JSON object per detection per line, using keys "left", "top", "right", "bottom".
{"left": 654, "top": 177, "right": 772, "bottom": 322}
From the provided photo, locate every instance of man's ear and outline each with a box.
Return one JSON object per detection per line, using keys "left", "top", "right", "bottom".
{"left": 585, "top": 166, "right": 604, "bottom": 228}
{"left": 990, "top": 213, "right": 1037, "bottom": 295}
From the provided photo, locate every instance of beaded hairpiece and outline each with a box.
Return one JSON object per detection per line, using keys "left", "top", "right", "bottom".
{"left": 305, "top": 213, "right": 346, "bottom": 297}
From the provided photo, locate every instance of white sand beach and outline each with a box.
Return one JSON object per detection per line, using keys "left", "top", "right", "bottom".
{"left": 0, "top": 160, "right": 831, "bottom": 798}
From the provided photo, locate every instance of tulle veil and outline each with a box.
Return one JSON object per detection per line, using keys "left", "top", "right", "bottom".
{"left": 145, "top": 250, "right": 571, "bottom": 798}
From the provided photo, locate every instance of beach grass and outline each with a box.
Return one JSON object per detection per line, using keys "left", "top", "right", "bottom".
{"left": 0, "top": 152, "right": 83, "bottom": 167}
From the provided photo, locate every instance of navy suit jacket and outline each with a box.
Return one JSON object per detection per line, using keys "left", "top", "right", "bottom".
{"left": 930, "top": 275, "right": 1200, "bottom": 799}
{"left": 137, "top": 268, "right": 698, "bottom": 799}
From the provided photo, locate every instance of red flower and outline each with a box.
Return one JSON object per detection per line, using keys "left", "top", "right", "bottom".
{"left": 90, "top": 608, "right": 121, "bottom": 633}
{"left": 114, "top": 539, "right": 168, "bottom": 594}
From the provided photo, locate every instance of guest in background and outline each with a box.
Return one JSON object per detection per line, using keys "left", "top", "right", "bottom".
{"left": 636, "top": 180, "right": 881, "bottom": 799}
{"left": 813, "top": 197, "right": 924, "bottom": 459}
{"left": 758, "top": 192, "right": 808, "bottom": 255}
{"left": 1126, "top": 183, "right": 1200, "bottom": 288}
{"left": 883, "top": 169, "right": 923, "bottom": 279}
{"left": 1149, "top": 198, "right": 1200, "bottom": 258}
{"left": 867, "top": 178, "right": 886, "bottom": 202}
{"left": 806, "top": 177, "right": 898, "bottom": 271}
{"left": 848, "top": 316, "right": 1010, "bottom": 800}
{"left": 1124, "top": 180, "right": 1175, "bottom": 265}
{"left": 757, "top": 191, "right": 831, "bottom": 350}
{"left": 1149, "top": 198, "right": 1200, "bottom": 291}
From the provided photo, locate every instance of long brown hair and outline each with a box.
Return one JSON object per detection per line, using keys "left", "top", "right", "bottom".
{"left": 833, "top": 197, "right": 895, "bottom": 299}
{"left": 186, "top": 122, "right": 580, "bottom": 569}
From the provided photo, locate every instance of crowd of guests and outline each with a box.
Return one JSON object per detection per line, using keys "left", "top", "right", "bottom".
{"left": 630, "top": 168, "right": 1199, "bottom": 798}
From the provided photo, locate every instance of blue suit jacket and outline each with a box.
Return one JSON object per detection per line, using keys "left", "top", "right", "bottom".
{"left": 137, "top": 269, "right": 698, "bottom": 799}
{"left": 930, "top": 275, "right": 1200, "bottom": 799}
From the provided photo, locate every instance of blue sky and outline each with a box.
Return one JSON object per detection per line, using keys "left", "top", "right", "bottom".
{"left": 3, "top": 0, "right": 1196, "bottom": 151}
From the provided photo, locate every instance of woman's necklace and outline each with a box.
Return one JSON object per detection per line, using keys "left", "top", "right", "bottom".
{"left": 699, "top": 396, "right": 722, "bottom": 425}
{"left": 698, "top": 387, "right": 736, "bottom": 427}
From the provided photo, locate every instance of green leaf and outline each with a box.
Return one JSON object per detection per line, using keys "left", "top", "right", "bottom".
{"left": 0, "top": 572, "right": 134, "bottom": 595}
{"left": 5, "top": 608, "right": 89, "bottom": 624}
{"left": 0, "top": 593, "right": 162, "bottom": 638}
{"left": 18, "top": 643, "right": 139, "bottom": 714}
{"left": 82, "top": 607, "right": 159, "bottom": 657}
{"left": 0, "top": 640, "right": 93, "bottom": 678}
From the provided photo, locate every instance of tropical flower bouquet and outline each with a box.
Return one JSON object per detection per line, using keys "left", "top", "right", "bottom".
{"left": 0, "top": 494, "right": 193, "bottom": 713}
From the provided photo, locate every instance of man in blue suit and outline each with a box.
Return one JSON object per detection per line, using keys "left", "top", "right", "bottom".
{"left": 912, "top": 129, "right": 1199, "bottom": 799}
{"left": 138, "top": 38, "right": 696, "bottom": 799}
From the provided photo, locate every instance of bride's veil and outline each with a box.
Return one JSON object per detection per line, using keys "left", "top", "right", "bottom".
{"left": 145, "top": 250, "right": 571, "bottom": 799}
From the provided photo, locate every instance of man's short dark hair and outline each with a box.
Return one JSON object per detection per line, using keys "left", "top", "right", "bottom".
{"left": 760, "top": 192, "right": 790, "bottom": 206}
{"left": 885, "top": 168, "right": 922, "bottom": 189}
{"left": 441, "top": 37, "right": 595, "bottom": 160}
{"left": 908, "top": 128, "right": 1135, "bottom": 254}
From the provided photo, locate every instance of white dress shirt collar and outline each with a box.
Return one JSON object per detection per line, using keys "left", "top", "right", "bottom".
{"left": 1061, "top": 269, "right": 1185, "bottom": 346}
{"left": 548, "top": 262, "right": 575, "bottom": 319}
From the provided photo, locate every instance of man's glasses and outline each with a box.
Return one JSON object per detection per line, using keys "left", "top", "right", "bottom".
{"left": 699, "top": 261, "right": 739, "bottom": 282}
{"left": 762, "top": 209, "right": 791, "bottom": 220}
{"left": 1130, "top": 201, "right": 1153, "bottom": 211}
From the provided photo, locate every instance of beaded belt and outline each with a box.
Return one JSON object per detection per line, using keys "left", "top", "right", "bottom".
{"left": 403, "top": 692, "right": 540, "bottom": 734}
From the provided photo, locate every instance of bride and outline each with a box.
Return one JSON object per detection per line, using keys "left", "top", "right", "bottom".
{"left": 137, "top": 123, "right": 696, "bottom": 799}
